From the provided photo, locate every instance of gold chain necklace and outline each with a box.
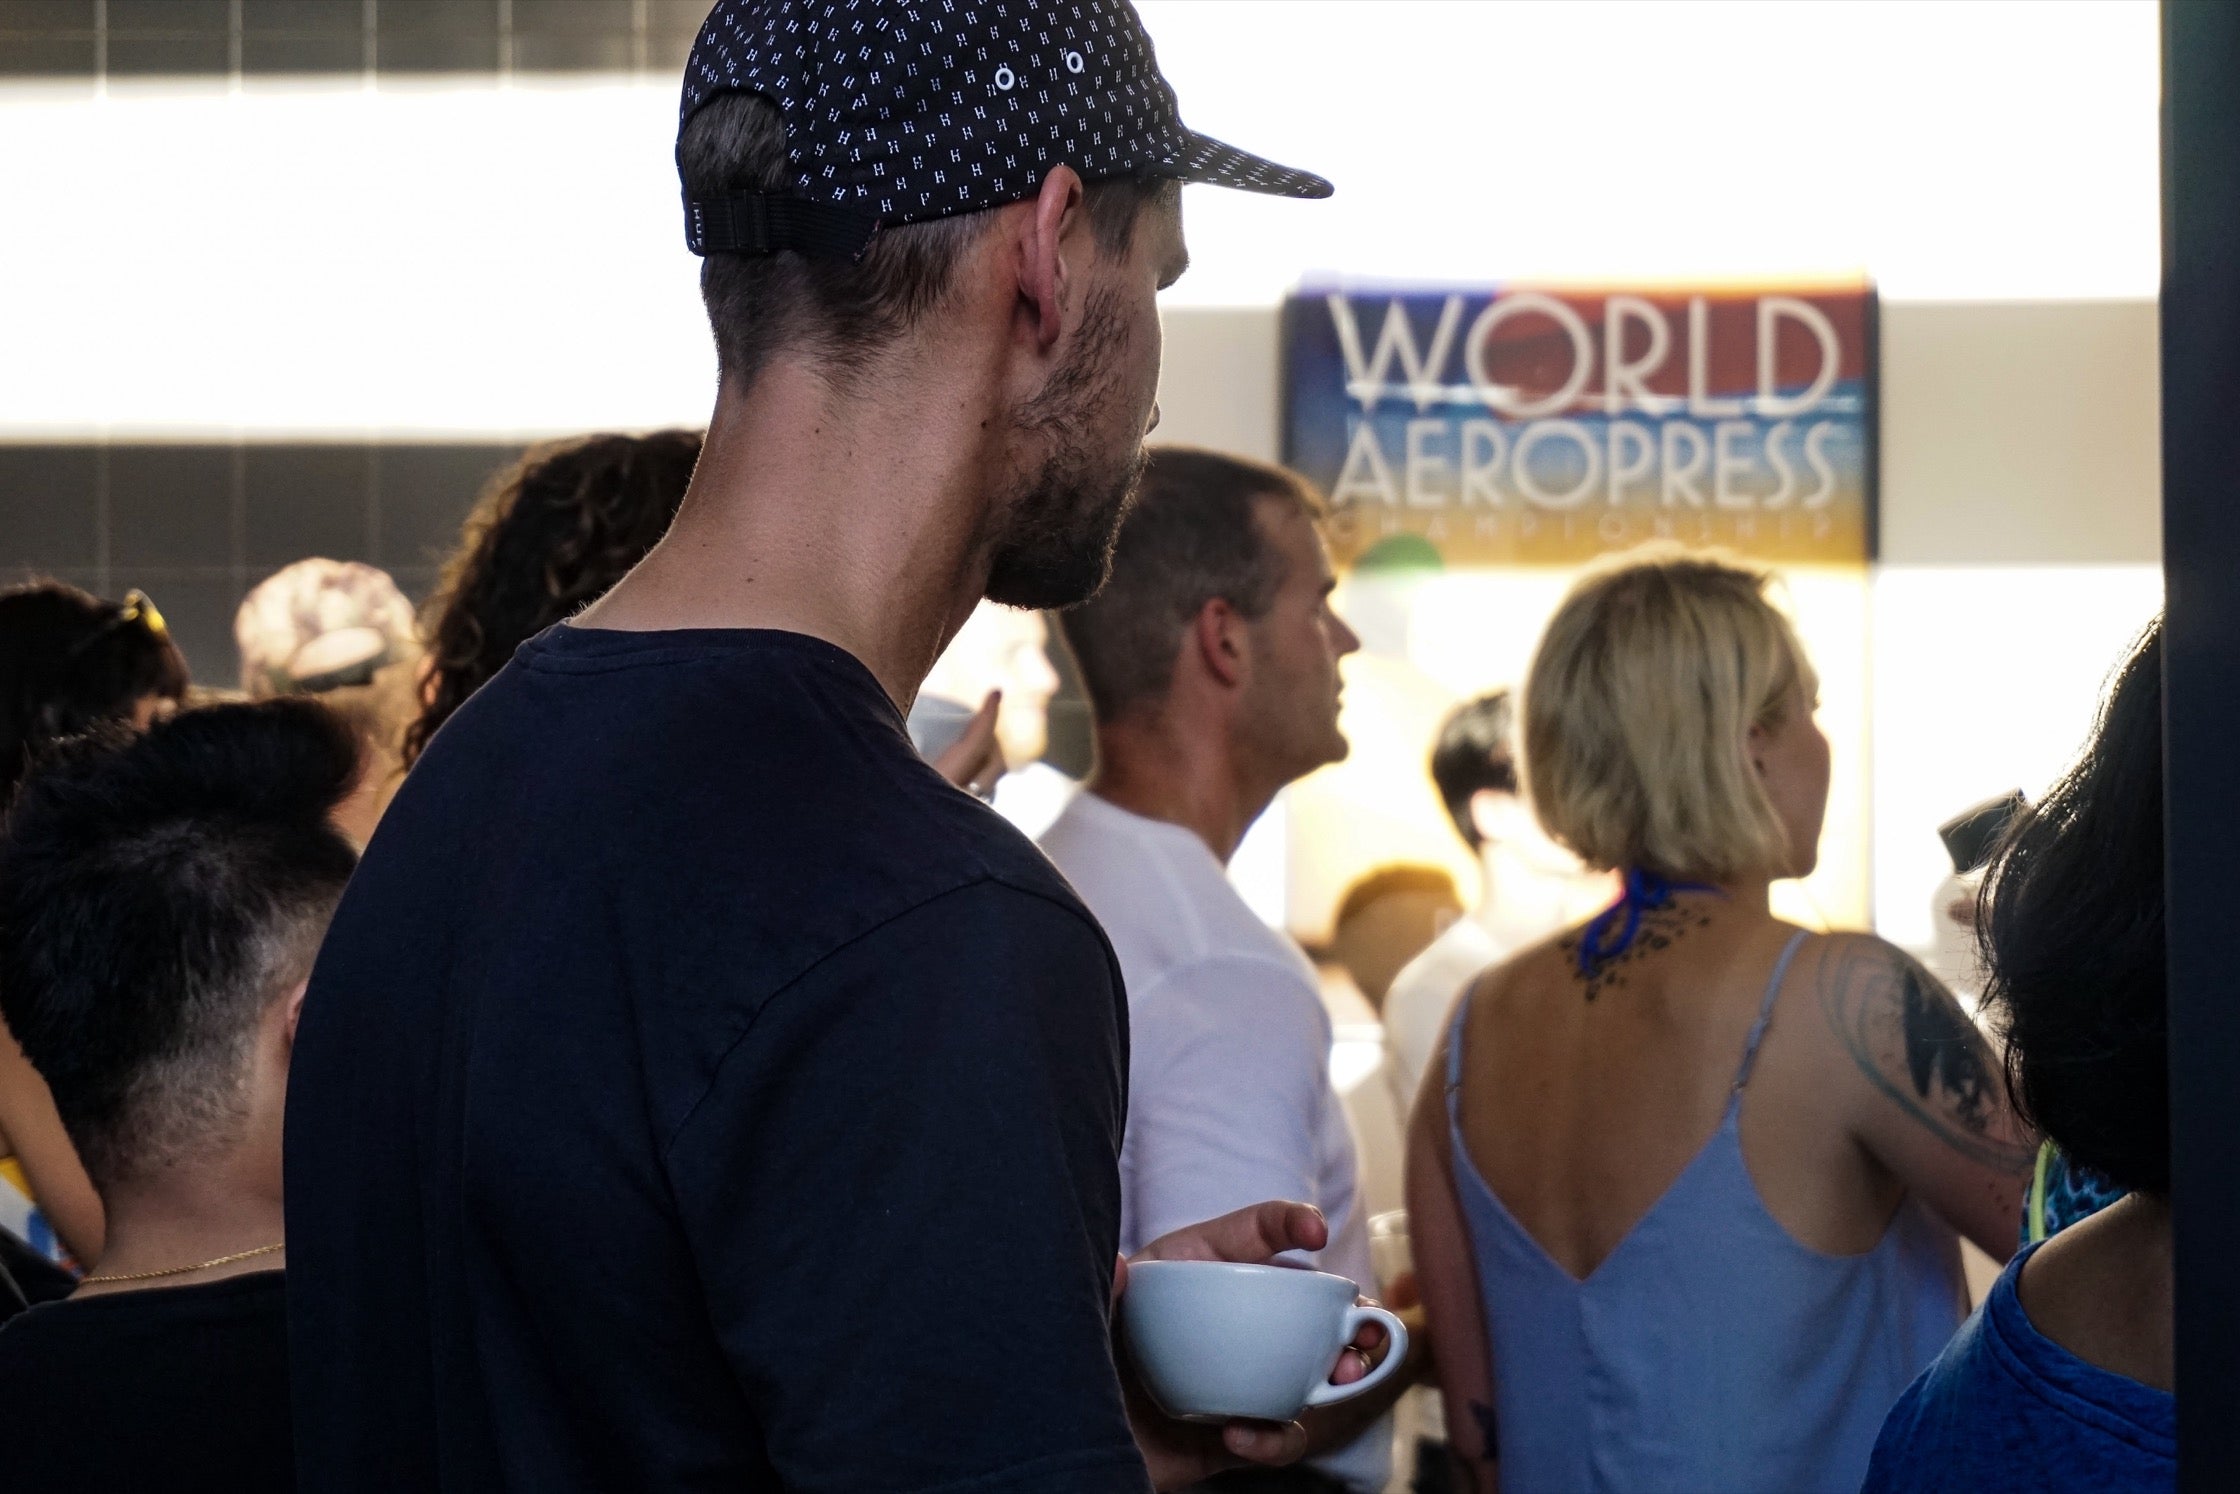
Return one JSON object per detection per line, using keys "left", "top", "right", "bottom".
{"left": 80, "top": 1241, "right": 285, "bottom": 1285}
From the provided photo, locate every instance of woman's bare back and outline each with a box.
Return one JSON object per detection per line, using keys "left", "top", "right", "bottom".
{"left": 1453, "top": 896, "right": 2030, "bottom": 1279}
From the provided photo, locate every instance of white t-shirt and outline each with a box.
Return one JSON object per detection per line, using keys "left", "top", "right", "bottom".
{"left": 991, "top": 759, "right": 1078, "bottom": 842}
{"left": 1383, "top": 915, "right": 1502, "bottom": 1119}
{"left": 1040, "top": 792, "right": 1390, "bottom": 1493}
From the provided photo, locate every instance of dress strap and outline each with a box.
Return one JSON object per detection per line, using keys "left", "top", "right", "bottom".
{"left": 1731, "top": 930, "right": 1809, "bottom": 1094}
{"left": 1444, "top": 973, "right": 1478, "bottom": 1121}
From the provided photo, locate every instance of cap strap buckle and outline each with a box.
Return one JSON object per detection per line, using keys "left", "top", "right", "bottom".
{"left": 684, "top": 191, "right": 880, "bottom": 262}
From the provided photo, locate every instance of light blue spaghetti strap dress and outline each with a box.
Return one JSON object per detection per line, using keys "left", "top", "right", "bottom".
{"left": 1443, "top": 930, "right": 1966, "bottom": 1493}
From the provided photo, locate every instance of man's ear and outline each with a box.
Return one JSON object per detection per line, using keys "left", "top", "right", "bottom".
{"left": 1190, "top": 598, "right": 1249, "bottom": 691}
{"left": 1017, "top": 163, "right": 1088, "bottom": 351}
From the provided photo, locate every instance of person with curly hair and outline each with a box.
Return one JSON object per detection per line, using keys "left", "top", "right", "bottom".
{"left": 405, "top": 430, "right": 706, "bottom": 767}
{"left": 409, "top": 428, "right": 1009, "bottom": 789}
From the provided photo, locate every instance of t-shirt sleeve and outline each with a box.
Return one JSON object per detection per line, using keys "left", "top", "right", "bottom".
{"left": 1124, "top": 955, "right": 1331, "bottom": 1259}
{"left": 663, "top": 878, "right": 1150, "bottom": 1494}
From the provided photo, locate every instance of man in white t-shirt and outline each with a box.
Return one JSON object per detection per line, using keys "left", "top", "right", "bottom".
{"left": 1383, "top": 691, "right": 1614, "bottom": 1116}
{"left": 1043, "top": 448, "right": 1411, "bottom": 1494}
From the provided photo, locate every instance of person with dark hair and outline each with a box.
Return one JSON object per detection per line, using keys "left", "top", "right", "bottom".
{"left": 1044, "top": 447, "right": 1419, "bottom": 1494}
{"left": 1864, "top": 619, "right": 2173, "bottom": 1491}
{"left": 0, "top": 580, "right": 193, "bottom": 1290}
{"left": 284, "top": 5, "right": 1350, "bottom": 1491}
{"left": 1383, "top": 692, "right": 1610, "bottom": 1112}
{"left": 0, "top": 580, "right": 190, "bottom": 807}
{"left": 405, "top": 429, "right": 703, "bottom": 766}
{"left": 0, "top": 698, "right": 361, "bottom": 1492}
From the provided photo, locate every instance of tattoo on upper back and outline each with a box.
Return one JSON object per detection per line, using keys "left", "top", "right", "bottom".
{"left": 1816, "top": 939, "right": 2034, "bottom": 1174}
{"left": 1560, "top": 903, "right": 1711, "bottom": 1001}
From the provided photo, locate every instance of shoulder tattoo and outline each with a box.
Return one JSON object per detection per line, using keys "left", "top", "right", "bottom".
{"left": 1815, "top": 940, "right": 2034, "bottom": 1174}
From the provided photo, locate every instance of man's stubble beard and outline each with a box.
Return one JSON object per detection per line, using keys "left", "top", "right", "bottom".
{"left": 982, "top": 286, "right": 1148, "bottom": 611}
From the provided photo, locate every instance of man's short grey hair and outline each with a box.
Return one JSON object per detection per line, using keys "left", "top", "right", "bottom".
{"left": 1057, "top": 447, "right": 1324, "bottom": 721}
{"left": 681, "top": 92, "right": 1173, "bottom": 390}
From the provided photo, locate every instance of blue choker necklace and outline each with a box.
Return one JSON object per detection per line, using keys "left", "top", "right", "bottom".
{"left": 1575, "top": 868, "right": 1721, "bottom": 978}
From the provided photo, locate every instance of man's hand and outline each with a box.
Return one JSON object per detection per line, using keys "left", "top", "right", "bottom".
{"left": 1116, "top": 1201, "right": 1382, "bottom": 1492}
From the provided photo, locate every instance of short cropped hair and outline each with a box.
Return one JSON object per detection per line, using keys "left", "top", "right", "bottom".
{"left": 1980, "top": 619, "right": 2166, "bottom": 1195}
{"left": 1335, "top": 863, "right": 1461, "bottom": 929}
{"left": 1430, "top": 691, "right": 1519, "bottom": 852}
{"left": 1522, "top": 547, "right": 1814, "bottom": 881}
{"left": 0, "top": 699, "right": 360, "bottom": 1189}
{"left": 1058, "top": 448, "right": 1324, "bottom": 720}
{"left": 682, "top": 92, "right": 1171, "bottom": 389}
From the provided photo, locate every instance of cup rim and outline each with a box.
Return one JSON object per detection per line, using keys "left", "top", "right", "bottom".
{"left": 1125, "top": 1259, "right": 1356, "bottom": 1291}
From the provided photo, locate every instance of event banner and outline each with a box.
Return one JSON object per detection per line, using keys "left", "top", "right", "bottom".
{"left": 1281, "top": 282, "right": 1876, "bottom": 567}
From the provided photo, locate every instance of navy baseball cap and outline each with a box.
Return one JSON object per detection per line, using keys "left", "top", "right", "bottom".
{"left": 679, "top": 0, "right": 1332, "bottom": 261}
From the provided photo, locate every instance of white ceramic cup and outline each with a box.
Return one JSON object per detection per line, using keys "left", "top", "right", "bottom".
{"left": 1120, "top": 1260, "right": 1409, "bottom": 1423}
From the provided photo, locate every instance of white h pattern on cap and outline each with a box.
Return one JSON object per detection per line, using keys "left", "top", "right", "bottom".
{"left": 680, "top": 0, "right": 1329, "bottom": 232}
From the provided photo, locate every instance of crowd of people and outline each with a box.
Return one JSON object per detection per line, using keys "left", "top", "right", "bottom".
{"left": 0, "top": 2, "right": 2180, "bottom": 1491}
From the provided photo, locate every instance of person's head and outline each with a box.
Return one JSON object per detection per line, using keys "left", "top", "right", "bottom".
{"left": 1431, "top": 691, "right": 1521, "bottom": 854}
{"left": 407, "top": 430, "right": 704, "bottom": 765}
{"left": 1523, "top": 546, "right": 1826, "bottom": 884}
{"left": 921, "top": 603, "right": 1064, "bottom": 766}
{"left": 0, "top": 580, "right": 191, "bottom": 807}
{"left": 235, "top": 559, "right": 423, "bottom": 843}
{"left": 235, "top": 559, "right": 418, "bottom": 701}
{"left": 0, "top": 699, "right": 360, "bottom": 1204}
{"left": 1058, "top": 448, "right": 1359, "bottom": 788}
{"left": 1980, "top": 619, "right": 2165, "bottom": 1196}
{"left": 1331, "top": 863, "right": 1463, "bottom": 1013}
{"left": 674, "top": 2, "right": 1328, "bottom": 612}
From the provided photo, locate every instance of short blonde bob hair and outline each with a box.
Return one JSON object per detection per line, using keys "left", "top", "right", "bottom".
{"left": 1522, "top": 545, "right": 1817, "bottom": 882}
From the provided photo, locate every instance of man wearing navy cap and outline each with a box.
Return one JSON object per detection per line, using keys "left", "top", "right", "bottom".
{"left": 284, "top": 3, "right": 1340, "bottom": 1491}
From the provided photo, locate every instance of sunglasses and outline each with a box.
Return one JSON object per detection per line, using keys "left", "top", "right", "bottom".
{"left": 65, "top": 588, "right": 170, "bottom": 659}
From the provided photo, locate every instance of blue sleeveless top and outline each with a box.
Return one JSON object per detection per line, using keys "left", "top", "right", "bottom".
{"left": 1444, "top": 930, "right": 1966, "bottom": 1494}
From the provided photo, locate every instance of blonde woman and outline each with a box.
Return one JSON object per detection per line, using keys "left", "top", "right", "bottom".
{"left": 1406, "top": 548, "right": 2032, "bottom": 1493}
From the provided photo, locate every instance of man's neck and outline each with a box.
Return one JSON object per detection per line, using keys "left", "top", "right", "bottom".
{"left": 75, "top": 1167, "right": 284, "bottom": 1297}
{"left": 575, "top": 348, "right": 1004, "bottom": 708}
{"left": 1087, "top": 712, "right": 1278, "bottom": 866}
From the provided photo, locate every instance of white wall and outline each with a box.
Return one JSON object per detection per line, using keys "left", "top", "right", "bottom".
{"left": 0, "top": 1, "right": 2158, "bottom": 438}
{"left": 1136, "top": 0, "right": 2158, "bottom": 305}
{"left": 1153, "top": 299, "right": 2165, "bottom": 946}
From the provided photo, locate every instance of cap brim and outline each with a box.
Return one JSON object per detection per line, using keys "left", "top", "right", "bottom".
{"left": 1160, "top": 132, "right": 1332, "bottom": 199}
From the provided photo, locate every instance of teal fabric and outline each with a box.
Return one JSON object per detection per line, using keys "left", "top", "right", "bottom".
{"left": 2025, "top": 1143, "right": 2127, "bottom": 1246}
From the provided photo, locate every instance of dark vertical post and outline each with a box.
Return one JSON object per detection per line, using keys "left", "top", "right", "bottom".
{"left": 2161, "top": 3, "right": 2240, "bottom": 1486}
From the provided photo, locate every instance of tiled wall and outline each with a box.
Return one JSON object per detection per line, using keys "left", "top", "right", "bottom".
{"left": 0, "top": 0, "right": 709, "bottom": 79}
{"left": 0, "top": 437, "right": 1102, "bottom": 775}
{"left": 0, "top": 441, "right": 526, "bottom": 689}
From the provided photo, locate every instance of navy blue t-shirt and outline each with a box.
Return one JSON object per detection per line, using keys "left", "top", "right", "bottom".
{"left": 1863, "top": 1242, "right": 2175, "bottom": 1493}
{"left": 285, "top": 627, "right": 1148, "bottom": 1492}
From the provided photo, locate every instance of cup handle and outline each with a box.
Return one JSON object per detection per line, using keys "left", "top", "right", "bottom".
{"left": 1301, "top": 1305, "right": 1409, "bottom": 1410}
